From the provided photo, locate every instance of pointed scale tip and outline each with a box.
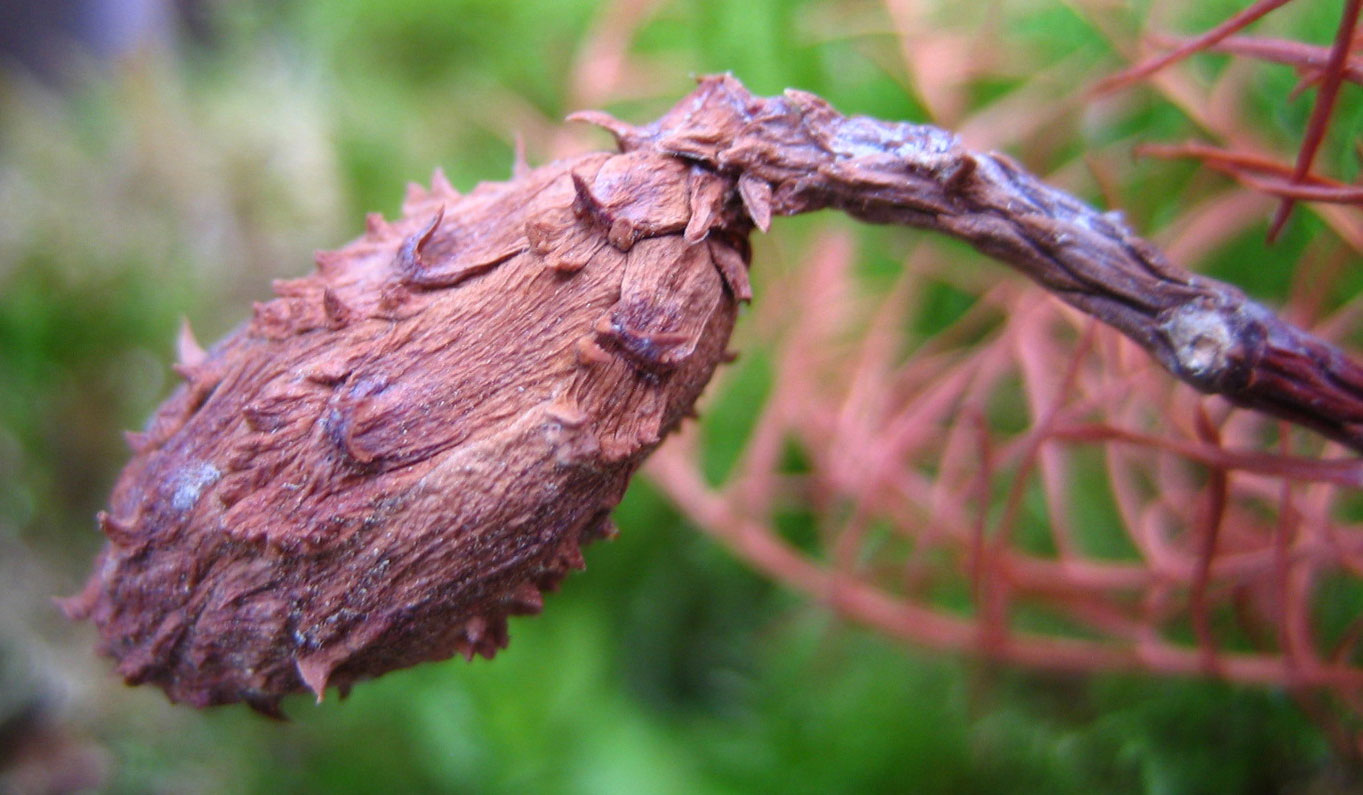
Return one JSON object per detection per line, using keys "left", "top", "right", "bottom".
{"left": 295, "top": 655, "right": 333, "bottom": 704}
{"left": 176, "top": 318, "right": 207, "bottom": 369}
{"left": 54, "top": 584, "right": 96, "bottom": 621}
{"left": 403, "top": 181, "right": 430, "bottom": 213}
{"left": 123, "top": 429, "right": 151, "bottom": 453}
{"left": 245, "top": 696, "right": 289, "bottom": 721}
{"left": 512, "top": 133, "right": 531, "bottom": 179}
{"left": 430, "top": 167, "right": 457, "bottom": 198}
{"left": 737, "top": 173, "right": 773, "bottom": 233}
{"left": 313, "top": 249, "right": 344, "bottom": 275}
{"left": 394, "top": 206, "right": 446, "bottom": 285}
{"left": 97, "top": 510, "right": 140, "bottom": 547}
{"left": 506, "top": 582, "right": 544, "bottom": 615}
{"left": 364, "top": 212, "right": 389, "bottom": 239}
{"left": 566, "top": 110, "right": 644, "bottom": 152}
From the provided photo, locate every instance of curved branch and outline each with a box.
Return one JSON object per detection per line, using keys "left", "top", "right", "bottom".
{"left": 581, "top": 75, "right": 1363, "bottom": 453}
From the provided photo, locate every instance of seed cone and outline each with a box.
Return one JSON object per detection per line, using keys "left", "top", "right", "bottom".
{"left": 63, "top": 78, "right": 757, "bottom": 714}
{"left": 69, "top": 73, "right": 1363, "bottom": 715}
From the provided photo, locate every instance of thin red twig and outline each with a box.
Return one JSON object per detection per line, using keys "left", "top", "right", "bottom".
{"left": 1267, "top": 0, "right": 1363, "bottom": 241}
{"left": 1138, "top": 142, "right": 1363, "bottom": 204}
{"left": 1092, "top": 0, "right": 1296, "bottom": 95}
{"left": 1149, "top": 32, "right": 1363, "bottom": 87}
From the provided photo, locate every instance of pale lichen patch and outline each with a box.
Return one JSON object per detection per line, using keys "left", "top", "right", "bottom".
{"left": 169, "top": 461, "right": 221, "bottom": 513}
{"left": 1160, "top": 302, "right": 1235, "bottom": 380}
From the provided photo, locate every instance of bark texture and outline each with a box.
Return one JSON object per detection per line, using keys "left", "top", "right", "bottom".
{"left": 66, "top": 75, "right": 1363, "bottom": 714}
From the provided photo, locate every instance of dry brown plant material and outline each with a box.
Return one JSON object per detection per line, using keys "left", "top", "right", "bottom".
{"left": 65, "top": 75, "right": 1363, "bottom": 715}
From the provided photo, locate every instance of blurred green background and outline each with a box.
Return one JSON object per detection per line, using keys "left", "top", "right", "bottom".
{"left": 2, "top": 0, "right": 1359, "bottom": 792}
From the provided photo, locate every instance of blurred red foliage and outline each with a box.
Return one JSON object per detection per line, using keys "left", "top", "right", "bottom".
{"left": 635, "top": 0, "right": 1363, "bottom": 753}
{"left": 1098, "top": 0, "right": 1363, "bottom": 240}
{"left": 649, "top": 225, "right": 1363, "bottom": 751}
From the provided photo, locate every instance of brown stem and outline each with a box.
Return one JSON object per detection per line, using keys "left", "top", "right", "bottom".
{"left": 578, "top": 75, "right": 1363, "bottom": 454}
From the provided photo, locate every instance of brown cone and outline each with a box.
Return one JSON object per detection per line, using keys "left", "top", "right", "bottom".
{"left": 64, "top": 78, "right": 757, "bottom": 714}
